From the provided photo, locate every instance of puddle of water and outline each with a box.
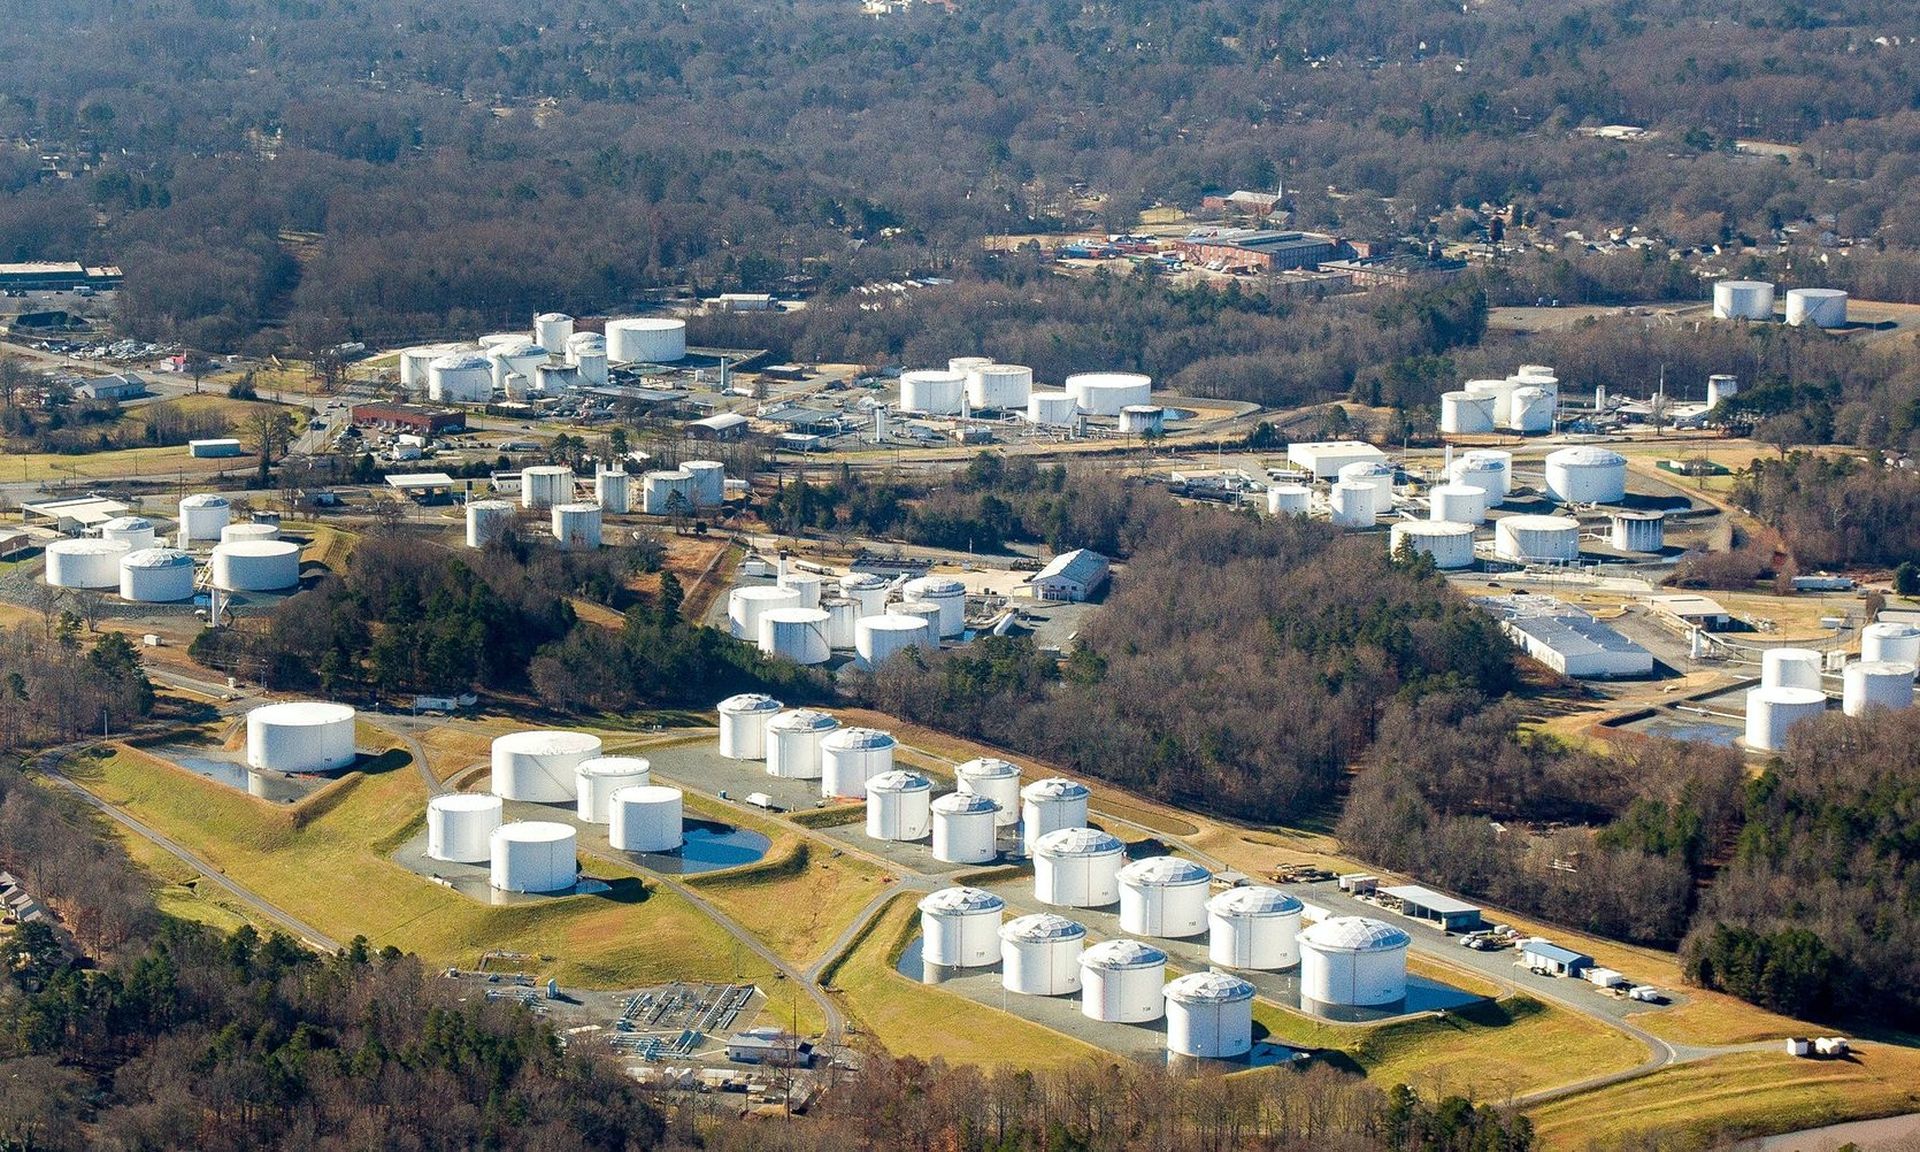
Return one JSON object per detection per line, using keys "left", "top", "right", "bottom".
{"left": 163, "top": 751, "right": 311, "bottom": 802}
{"left": 1619, "top": 715, "right": 1744, "bottom": 747}
{"left": 628, "top": 820, "right": 771, "bottom": 875}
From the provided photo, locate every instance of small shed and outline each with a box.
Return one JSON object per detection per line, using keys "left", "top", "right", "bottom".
{"left": 1521, "top": 940, "right": 1594, "bottom": 977}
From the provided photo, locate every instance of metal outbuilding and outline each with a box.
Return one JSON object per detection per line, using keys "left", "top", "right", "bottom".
{"left": 1520, "top": 940, "right": 1593, "bottom": 977}
{"left": 1376, "top": 884, "right": 1483, "bottom": 932}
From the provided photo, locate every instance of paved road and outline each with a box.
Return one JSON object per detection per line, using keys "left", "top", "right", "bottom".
{"left": 360, "top": 713, "right": 449, "bottom": 798}
{"left": 1732, "top": 1112, "right": 1920, "bottom": 1151}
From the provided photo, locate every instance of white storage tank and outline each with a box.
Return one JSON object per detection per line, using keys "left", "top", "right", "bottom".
{"left": 45, "top": 538, "right": 129, "bottom": 588}
{"left": 401, "top": 344, "right": 460, "bottom": 389}
{"left": 1494, "top": 515, "right": 1581, "bottom": 563}
{"left": 1021, "top": 777, "right": 1091, "bottom": 853}
{"left": 605, "top": 317, "right": 687, "bottom": 363}
{"left": 1000, "top": 913, "right": 1085, "bottom": 995}
{"left": 1507, "top": 385, "right": 1556, "bottom": 433}
{"left": 1843, "top": 662, "right": 1915, "bottom": 716}
{"left": 427, "top": 353, "right": 494, "bottom": 403}
{"left": 956, "top": 757, "right": 1022, "bottom": 827}
{"left": 427, "top": 793, "right": 504, "bottom": 863}
{"left": 1118, "top": 405, "right": 1165, "bottom": 436}
{"left": 966, "top": 363, "right": 1034, "bottom": 411}
{"left": 717, "top": 693, "right": 783, "bottom": 759}
{"left": 1267, "top": 484, "right": 1311, "bottom": 516}
{"left": 642, "top": 470, "right": 697, "bottom": 515}
{"left": 1449, "top": 453, "right": 1510, "bottom": 503}
{"left": 1164, "top": 971, "right": 1257, "bottom": 1059}
{"left": 759, "top": 607, "right": 832, "bottom": 665}
{"left": 1428, "top": 483, "right": 1488, "bottom": 525}
{"left": 1066, "top": 372, "right": 1152, "bottom": 416}
{"left": 1785, "top": 288, "right": 1848, "bottom": 329}
{"left": 1762, "top": 648, "right": 1824, "bottom": 691}
{"left": 765, "top": 709, "right": 838, "bottom": 779}
{"left": 838, "top": 572, "right": 891, "bottom": 617}
{"left": 900, "top": 369, "right": 966, "bottom": 415}
{"left": 567, "top": 334, "right": 610, "bottom": 387}
{"left": 1714, "top": 280, "right": 1776, "bottom": 321}
{"left": 1328, "top": 481, "right": 1377, "bottom": 528}
{"left": 488, "top": 339, "right": 548, "bottom": 390}
{"left": 574, "top": 756, "right": 652, "bottom": 823}
{"left": 855, "top": 614, "right": 935, "bottom": 670}
{"left": 609, "top": 785, "right": 684, "bottom": 852}
{"left": 1389, "top": 521, "right": 1476, "bottom": 570}
{"left": 491, "top": 730, "right": 603, "bottom": 803}
{"left": 947, "top": 356, "right": 994, "bottom": 374}
{"left": 1338, "top": 460, "right": 1397, "bottom": 508}
{"left": 1208, "top": 886, "right": 1304, "bottom": 969}
{"left": 1439, "top": 391, "right": 1496, "bottom": 435}
{"left": 932, "top": 791, "right": 999, "bottom": 864}
{"left": 1027, "top": 391, "right": 1079, "bottom": 426}
{"left": 477, "top": 333, "right": 524, "bottom": 351}
{"left": 918, "top": 886, "right": 1005, "bottom": 968}
{"left": 521, "top": 465, "right": 575, "bottom": 510}
{"left": 1464, "top": 377, "right": 1520, "bottom": 425}
{"left": 1545, "top": 447, "right": 1628, "bottom": 505}
{"left": 1745, "top": 686, "right": 1828, "bottom": 752}
{"left": 1706, "top": 374, "right": 1740, "bottom": 409}
{"left": 534, "top": 312, "right": 574, "bottom": 354}
{"left": 178, "top": 494, "right": 232, "bottom": 542}
{"left": 551, "top": 502, "right": 603, "bottom": 550}
{"left": 211, "top": 541, "right": 301, "bottom": 591}
{"left": 99, "top": 516, "right": 157, "bottom": 551}
{"left": 221, "top": 522, "right": 278, "bottom": 545}
{"left": 903, "top": 576, "right": 967, "bottom": 638}
{"left": 822, "top": 597, "right": 860, "bottom": 649}
{"left": 866, "top": 770, "right": 932, "bottom": 841}
{"left": 779, "top": 571, "right": 824, "bottom": 609}
{"left": 895, "top": 600, "right": 945, "bottom": 641}
{"left": 1610, "top": 510, "right": 1665, "bottom": 553}
{"left": 489, "top": 822, "right": 577, "bottom": 893}
{"left": 729, "top": 584, "right": 803, "bottom": 640}
{"left": 1079, "top": 940, "right": 1167, "bottom": 1023}
{"left": 465, "top": 499, "right": 517, "bottom": 549}
{"left": 1862, "top": 622, "right": 1920, "bottom": 666}
{"left": 119, "top": 547, "right": 196, "bottom": 602}
{"left": 246, "top": 701, "right": 356, "bottom": 772}
{"left": 1033, "top": 826, "right": 1125, "bottom": 907}
{"left": 1117, "top": 856, "right": 1212, "bottom": 938}
{"left": 820, "top": 727, "right": 897, "bottom": 799}
{"left": 1298, "top": 917, "right": 1410, "bottom": 1008}
{"left": 682, "top": 460, "right": 727, "bottom": 507}
{"left": 594, "top": 470, "right": 631, "bottom": 514}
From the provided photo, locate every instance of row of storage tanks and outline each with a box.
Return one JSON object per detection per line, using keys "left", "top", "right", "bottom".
{"left": 899, "top": 359, "right": 1156, "bottom": 423}
{"left": 463, "top": 462, "right": 731, "bottom": 550}
{"left": 1712, "top": 281, "right": 1849, "bottom": 328}
{"left": 728, "top": 568, "right": 967, "bottom": 668}
{"left": 46, "top": 499, "right": 301, "bottom": 597}
{"left": 401, "top": 317, "right": 692, "bottom": 402}
{"left": 1439, "top": 365, "right": 1560, "bottom": 436}
{"left": 1744, "top": 625, "right": 1920, "bottom": 751}
{"left": 919, "top": 883, "right": 1410, "bottom": 1056}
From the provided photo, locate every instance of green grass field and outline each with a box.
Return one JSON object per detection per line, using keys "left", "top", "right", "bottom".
{"left": 689, "top": 840, "right": 892, "bottom": 968}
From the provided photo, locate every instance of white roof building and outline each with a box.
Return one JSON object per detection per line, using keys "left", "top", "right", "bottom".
{"left": 1286, "top": 440, "right": 1387, "bottom": 479}
{"left": 1475, "top": 594, "right": 1654, "bottom": 679}
{"left": 1025, "top": 548, "right": 1110, "bottom": 602}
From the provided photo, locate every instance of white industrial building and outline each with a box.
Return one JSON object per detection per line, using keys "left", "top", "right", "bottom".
{"left": 1286, "top": 440, "right": 1387, "bottom": 479}
{"left": 1474, "top": 594, "right": 1654, "bottom": 679}
{"left": 1025, "top": 549, "right": 1110, "bottom": 602}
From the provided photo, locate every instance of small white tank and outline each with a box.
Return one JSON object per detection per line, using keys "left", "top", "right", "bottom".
{"left": 428, "top": 354, "right": 494, "bottom": 403}
{"left": 865, "top": 770, "right": 932, "bottom": 841}
{"left": 574, "top": 756, "right": 652, "bottom": 823}
{"left": 1544, "top": 447, "right": 1628, "bottom": 505}
{"left": 609, "top": 785, "right": 684, "bottom": 852}
{"left": 551, "top": 502, "right": 602, "bottom": 550}
{"left": 932, "top": 792, "right": 999, "bottom": 863}
{"left": 855, "top": 614, "right": 935, "bottom": 670}
{"left": 1116, "top": 856, "right": 1212, "bottom": 938}
{"left": 1390, "top": 522, "right": 1476, "bottom": 570}
{"left": 1164, "top": 971, "right": 1256, "bottom": 1059}
{"left": 822, "top": 597, "right": 860, "bottom": 649}
{"left": 1506, "top": 385, "right": 1555, "bottom": 433}
{"left": 1785, "top": 288, "right": 1848, "bottom": 328}
{"left": 521, "top": 465, "right": 575, "bottom": 510}
{"left": 99, "top": 516, "right": 157, "bottom": 551}
{"left": 682, "top": 460, "right": 727, "bottom": 507}
{"left": 765, "top": 709, "right": 838, "bottom": 779}
{"left": 1338, "top": 461, "right": 1396, "bottom": 507}
{"left": 1027, "top": 390, "right": 1079, "bottom": 426}
{"left": 717, "top": 693, "right": 782, "bottom": 759}
{"left": 1032, "top": 827, "right": 1125, "bottom": 907}
{"left": 1429, "top": 483, "right": 1487, "bottom": 525}
{"left": 489, "top": 822, "right": 578, "bottom": 894}
{"left": 1065, "top": 372, "right": 1153, "bottom": 416}
{"left": 728, "top": 585, "right": 801, "bottom": 639}
{"left": 211, "top": 541, "right": 301, "bottom": 591}
{"left": 1079, "top": 939, "right": 1166, "bottom": 1023}
{"left": 1494, "top": 515, "right": 1580, "bottom": 563}
{"left": 1118, "top": 405, "right": 1165, "bottom": 436}
{"left": 221, "top": 522, "right": 278, "bottom": 545}
{"left": 838, "top": 572, "right": 891, "bottom": 617}
{"left": 779, "top": 571, "right": 824, "bottom": 609}
{"left": 119, "top": 547, "right": 196, "bottom": 602}
{"left": 1298, "top": 916, "right": 1410, "bottom": 1008}
{"left": 956, "top": 757, "right": 1022, "bottom": 827}
{"left": 1449, "top": 453, "right": 1510, "bottom": 503}
{"left": 642, "top": 470, "right": 697, "bottom": 515}
{"left": 900, "top": 369, "right": 966, "bottom": 415}
{"left": 594, "top": 470, "right": 631, "bottom": 514}
{"left": 1714, "top": 279, "right": 1776, "bottom": 321}
{"left": 965, "top": 363, "right": 1034, "bottom": 411}
{"left": 1862, "top": 622, "right": 1920, "bottom": 666}
{"left": 45, "top": 538, "right": 130, "bottom": 588}
{"left": 918, "top": 886, "right": 1005, "bottom": 968}
{"left": 1439, "top": 391, "right": 1496, "bottom": 435}
{"left": 1267, "top": 484, "right": 1311, "bottom": 517}
{"left": 1744, "top": 686, "right": 1828, "bottom": 752}
{"left": 820, "top": 727, "right": 897, "bottom": 799}
{"left": 759, "top": 608, "right": 831, "bottom": 665}
{"left": 1842, "top": 662, "right": 1915, "bottom": 716}
{"left": 1706, "top": 374, "right": 1740, "bottom": 409}
{"left": 894, "top": 600, "right": 946, "bottom": 641}
{"left": 428, "top": 793, "right": 503, "bottom": 863}
{"left": 1328, "top": 481, "right": 1377, "bottom": 528}
{"left": 466, "top": 499, "right": 517, "bottom": 549}
{"left": 999, "top": 913, "right": 1085, "bottom": 995}
{"left": 903, "top": 576, "right": 967, "bottom": 638}
{"left": 1021, "top": 777, "right": 1091, "bottom": 853}
{"left": 1208, "top": 886, "right": 1305, "bottom": 969}
{"left": 491, "top": 730, "right": 604, "bottom": 803}
{"left": 178, "top": 494, "right": 232, "bottom": 541}
{"left": 534, "top": 312, "right": 574, "bottom": 354}
{"left": 1762, "top": 648, "right": 1824, "bottom": 691}
{"left": 1610, "top": 511, "right": 1665, "bottom": 553}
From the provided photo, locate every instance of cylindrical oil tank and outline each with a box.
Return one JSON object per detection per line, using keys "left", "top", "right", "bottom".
{"left": 594, "top": 470, "right": 631, "bottom": 514}
{"left": 932, "top": 791, "right": 999, "bottom": 863}
{"left": 866, "top": 770, "right": 932, "bottom": 841}
{"left": 1862, "top": 622, "right": 1920, "bottom": 666}
{"left": 178, "top": 494, "right": 232, "bottom": 541}
{"left": 822, "top": 597, "right": 859, "bottom": 649}
{"left": 1449, "top": 453, "right": 1510, "bottom": 503}
{"left": 1328, "top": 481, "right": 1377, "bottom": 528}
{"left": 820, "top": 727, "right": 897, "bottom": 799}
{"left": 491, "top": 730, "right": 603, "bottom": 803}
{"left": 119, "top": 547, "right": 196, "bottom": 602}
{"left": 476, "top": 333, "right": 524, "bottom": 351}
{"left": 1707, "top": 374, "right": 1739, "bottom": 409}
{"left": 682, "top": 460, "right": 726, "bottom": 507}
{"left": 1745, "top": 686, "right": 1827, "bottom": 751}
{"left": 574, "top": 756, "right": 652, "bottom": 823}
{"left": 1389, "top": 521, "right": 1476, "bottom": 570}
{"left": 759, "top": 607, "right": 831, "bottom": 665}
{"left": 1027, "top": 390, "right": 1079, "bottom": 426}
{"left": 1021, "top": 777, "right": 1091, "bottom": 853}
{"left": 1714, "top": 280, "right": 1776, "bottom": 321}
{"left": 1785, "top": 288, "right": 1848, "bottom": 329}
{"left": 956, "top": 757, "right": 1022, "bottom": 827}
{"left": 1117, "top": 856, "right": 1212, "bottom": 938}
{"left": 1494, "top": 515, "right": 1581, "bottom": 563}
{"left": 1429, "top": 483, "right": 1488, "bottom": 525}
{"left": 966, "top": 363, "right": 1033, "bottom": 411}
{"left": 565, "top": 330, "right": 605, "bottom": 362}
{"left": 1439, "top": 391, "right": 1496, "bottom": 434}
{"left": 1000, "top": 913, "right": 1085, "bottom": 995}
{"left": 780, "top": 571, "right": 824, "bottom": 609}
{"left": 642, "top": 470, "right": 697, "bottom": 514}
{"left": 246, "top": 701, "right": 356, "bottom": 772}
{"left": 1338, "top": 461, "right": 1397, "bottom": 508}
{"left": 1843, "top": 661, "right": 1915, "bottom": 716}
{"left": 855, "top": 614, "right": 934, "bottom": 670}
{"left": 1545, "top": 447, "right": 1628, "bottom": 504}
{"left": 894, "top": 600, "right": 945, "bottom": 641}
{"left": 46, "top": 538, "right": 129, "bottom": 588}
{"left": 428, "top": 354, "right": 494, "bottom": 403}
{"left": 1066, "top": 372, "right": 1152, "bottom": 416}
{"left": 1464, "top": 377, "right": 1519, "bottom": 425}
{"left": 1762, "top": 648, "right": 1824, "bottom": 691}
{"left": 900, "top": 369, "right": 966, "bottom": 415}
{"left": 568, "top": 336, "right": 609, "bottom": 387}
{"left": 427, "top": 793, "right": 503, "bottom": 863}
{"left": 100, "top": 516, "right": 157, "bottom": 551}
{"left": 948, "top": 356, "right": 994, "bottom": 374}
{"left": 918, "top": 886, "right": 1005, "bottom": 968}
{"left": 839, "top": 571, "right": 891, "bottom": 617}
{"left": 729, "top": 585, "right": 802, "bottom": 640}
{"left": 605, "top": 317, "right": 687, "bottom": 363}
{"left": 1033, "top": 827, "right": 1125, "bottom": 907}
{"left": 1079, "top": 940, "right": 1167, "bottom": 1023}
{"left": 211, "top": 541, "right": 301, "bottom": 591}
{"left": 401, "top": 344, "right": 459, "bottom": 389}
{"left": 1267, "top": 484, "right": 1311, "bottom": 516}
{"left": 609, "top": 785, "right": 683, "bottom": 852}
{"left": 903, "top": 576, "right": 967, "bottom": 637}
{"left": 489, "top": 822, "right": 577, "bottom": 893}
{"left": 1118, "top": 405, "right": 1165, "bottom": 436}
{"left": 488, "top": 340, "right": 547, "bottom": 390}
{"left": 551, "top": 502, "right": 603, "bottom": 550}
{"left": 466, "top": 500, "right": 516, "bottom": 549}
{"left": 1208, "top": 886, "right": 1304, "bottom": 969}
{"left": 1298, "top": 917, "right": 1410, "bottom": 1007}
{"left": 221, "top": 522, "right": 277, "bottom": 545}
{"left": 1165, "top": 972, "right": 1257, "bottom": 1059}
{"left": 765, "top": 709, "right": 838, "bottom": 779}
{"left": 717, "top": 693, "right": 782, "bottom": 759}
{"left": 1610, "top": 510, "right": 1665, "bottom": 553}
{"left": 534, "top": 312, "right": 574, "bottom": 354}
{"left": 1507, "top": 385, "right": 1555, "bottom": 433}
{"left": 521, "top": 465, "right": 575, "bottom": 510}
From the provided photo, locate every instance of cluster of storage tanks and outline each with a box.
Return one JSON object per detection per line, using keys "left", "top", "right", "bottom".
{"left": 897, "top": 358, "right": 1157, "bottom": 427}
{"left": 463, "top": 461, "right": 729, "bottom": 551}
{"left": 1439, "top": 365, "right": 1561, "bottom": 436}
{"left": 41, "top": 496, "right": 308, "bottom": 600}
{"left": 1712, "top": 280, "right": 1849, "bottom": 329}
{"left": 728, "top": 562, "right": 968, "bottom": 668}
{"left": 399, "top": 315, "right": 690, "bottom": 403}
{"left": 1743, "top": 627, "right": 1919, "bottom": 752}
